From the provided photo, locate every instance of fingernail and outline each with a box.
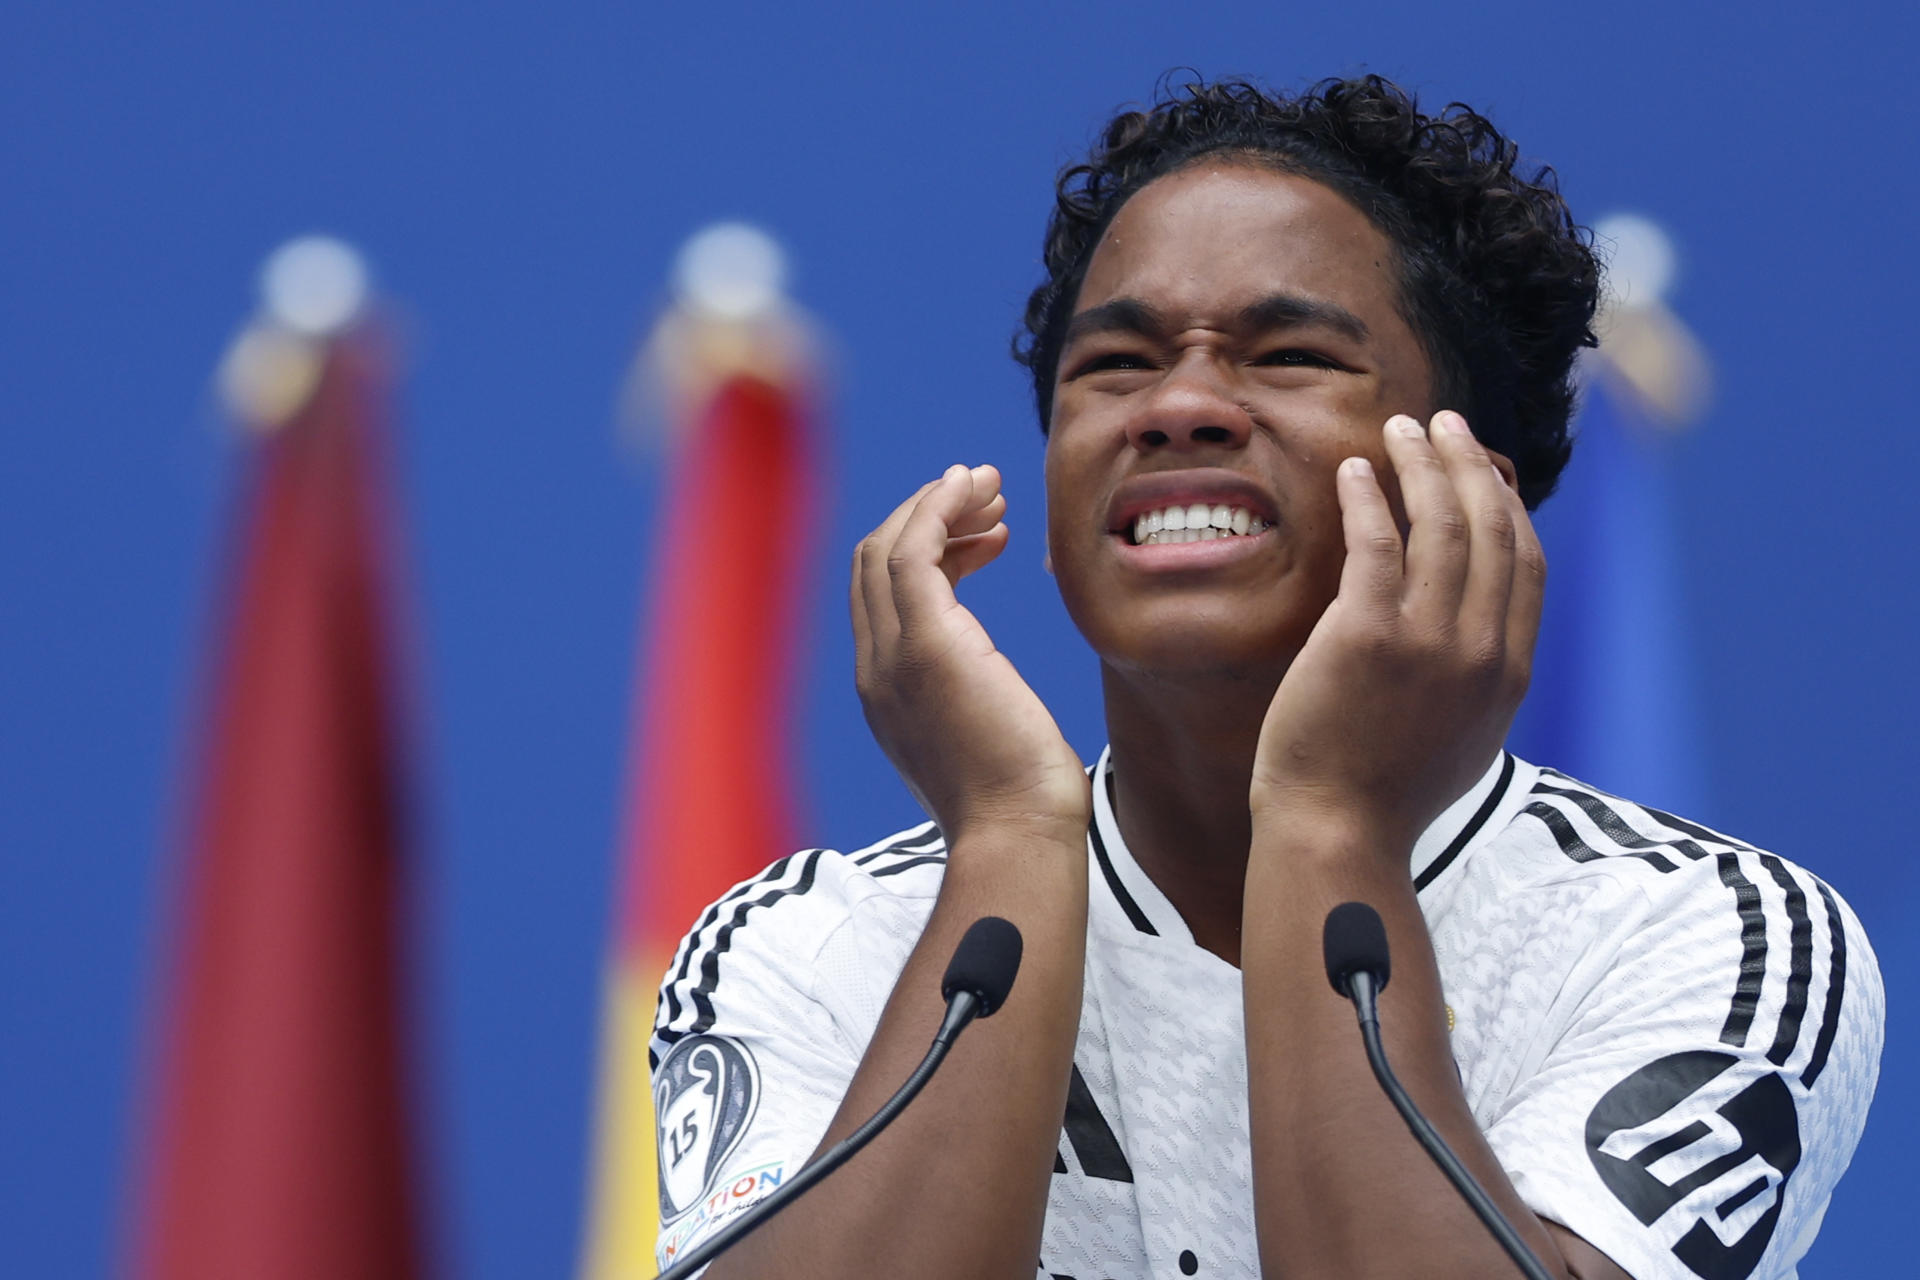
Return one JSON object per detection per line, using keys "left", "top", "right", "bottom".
{"left": 1390, "top": 416, "right": 1424, "bottom": 438}
{"left": 1438, "top": 412, "right": 1470, "bottom": 436}
{"left": 1344, "top": 456, "right": 1374, "bottom": 478}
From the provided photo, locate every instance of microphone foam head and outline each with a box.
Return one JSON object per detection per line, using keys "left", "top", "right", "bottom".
{"left": 1322, "top": 901, "right": 1391, "bottom": 996}
{"left": 941, "top": 916, "right": 1023, "bottom": 1017}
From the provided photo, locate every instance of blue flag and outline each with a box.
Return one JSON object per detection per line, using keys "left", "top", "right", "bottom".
{"left": 1508, "top": 370, "right": 1708, "bottom": 817}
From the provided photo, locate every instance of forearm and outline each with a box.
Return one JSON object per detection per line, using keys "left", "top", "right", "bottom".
{"left": 706, "top": 824, "right": 1087, "bottom": 1280}
{"left": 1241, "top": 814, "right": 1571, "bottom": 1280}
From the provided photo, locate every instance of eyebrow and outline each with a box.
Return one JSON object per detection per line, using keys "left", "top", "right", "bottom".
{"left": 1062, "top": 291, "right": 1371, "bottom": 348}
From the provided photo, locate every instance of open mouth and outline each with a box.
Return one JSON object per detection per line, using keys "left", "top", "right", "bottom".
{"left": 1126, "top": 502, "right": 1270, "bottom": 546}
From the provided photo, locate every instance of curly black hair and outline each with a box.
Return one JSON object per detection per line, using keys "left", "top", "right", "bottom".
{"left": 1014, "top": 75, "right": 1600, "bottom": 509}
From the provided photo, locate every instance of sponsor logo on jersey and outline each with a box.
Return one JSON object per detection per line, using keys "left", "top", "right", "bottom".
{"left": 1586, "top": 1050, "right": 1802, "bottom": 1280}
{"left": 654, "top": 1033, "right": 762, "bottom": 1223}
{"left": 655, "top": 1160, "right": 787, "bottom": 1267}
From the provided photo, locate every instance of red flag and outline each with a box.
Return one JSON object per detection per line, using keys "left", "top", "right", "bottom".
{"left": 129, "top": 326, "right": 427, "bottom": 1280}
{"left": 582, "top": 353, "right": 818, "bottom": 1275}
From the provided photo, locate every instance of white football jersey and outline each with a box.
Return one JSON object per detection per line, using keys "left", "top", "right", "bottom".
{"left": 650, "top": 749, "right": 1881, "bottom": 1280}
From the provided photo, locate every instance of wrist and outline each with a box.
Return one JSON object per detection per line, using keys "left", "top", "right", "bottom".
{"left": 944, "top": 810, "right": 1090, "bottom": 854}
{"left": 1248, "top": 790, "right": 1417, "bottom": 872}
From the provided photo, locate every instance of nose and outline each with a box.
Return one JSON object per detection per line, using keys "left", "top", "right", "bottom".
{"left": 1123, "top": 351, "right": 1253, "bottom": 453}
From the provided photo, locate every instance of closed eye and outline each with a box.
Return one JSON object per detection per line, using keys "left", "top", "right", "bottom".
{"left": 1069, "top": 351, "right": 1156, "bottom": 377}
{"left": 1254, "top": 348, "right": 1344, "bottom": 370}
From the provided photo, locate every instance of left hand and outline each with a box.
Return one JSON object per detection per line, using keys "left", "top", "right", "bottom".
{"left": 1249, "top": 410, "right": 1544, "bottom": 856}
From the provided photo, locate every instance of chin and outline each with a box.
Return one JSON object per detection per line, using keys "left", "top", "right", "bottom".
{"left": 1064, "top": 579, "right": 1321, "bottom": 684}
{"left": 1092, "top": 626, "right": 1305, "bottom": 688}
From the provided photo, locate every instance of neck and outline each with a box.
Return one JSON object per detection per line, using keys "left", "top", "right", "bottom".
{"left": 1101, "top": 661, "right": 1277, "bottom": 967}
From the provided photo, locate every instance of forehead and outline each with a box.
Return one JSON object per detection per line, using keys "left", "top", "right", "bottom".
{"left": 1076, "top": 162, "right": 1402, "bottom": 325}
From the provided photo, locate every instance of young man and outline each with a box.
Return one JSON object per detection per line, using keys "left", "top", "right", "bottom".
{"left": 650, "top": 77, "right": 1881, "bottom": 1280}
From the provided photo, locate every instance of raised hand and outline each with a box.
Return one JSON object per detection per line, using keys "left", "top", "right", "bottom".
{"left": 1249, "top": 411, "right": 1544, "bottom": 857}
{"left": 852, "top": 464, "right": 1092, "bottom": 847}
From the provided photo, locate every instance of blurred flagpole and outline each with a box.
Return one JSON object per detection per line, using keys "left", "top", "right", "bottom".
{"left": 1509, "top": 213, "right": 1713, "bottom": 816}
{"left": 126, "top": 238, "right": 429, "bottom": 1279}
{"left": 580, "top": 224, "right": 823, "bottom": 1279}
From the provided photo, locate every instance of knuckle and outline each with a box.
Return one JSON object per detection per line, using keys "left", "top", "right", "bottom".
{"left": 1428, "top": 508, "right": 1471, "bottom": 543}
{"left": 1479, "top": 508, "right": 1518, "bottom": 550}
{"left": 1363, "top": 531, "right": 1404, "bottom": 558}
{"left": 1355, "top": 622, "right": 1406, "bottom": 661}
{"left": 1462, "top": 632, "right": 1507, "bottom": 673}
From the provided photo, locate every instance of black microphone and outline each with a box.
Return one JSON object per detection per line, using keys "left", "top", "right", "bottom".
{"left": 1322, "top": 903, "right": 1556, "bottom": 1280}
{"left": 653, "top": 916, "right": 1023, "bottom": 1280}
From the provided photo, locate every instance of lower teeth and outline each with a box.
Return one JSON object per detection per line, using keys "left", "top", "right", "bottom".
{"left": 1139, "top": 529, "right": 1240, "bottom": 545}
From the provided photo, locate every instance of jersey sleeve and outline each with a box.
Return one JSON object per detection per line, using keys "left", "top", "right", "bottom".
{"left": 1483, "top": 854, "right": 1883, "bottom": 1280}
{"left": 646, "top": 848, "right": 872, "bottom": 1274}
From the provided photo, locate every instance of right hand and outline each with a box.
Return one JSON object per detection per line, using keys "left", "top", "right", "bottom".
{"left": 852, "top": 463, "right": 1092, "bottom": 847}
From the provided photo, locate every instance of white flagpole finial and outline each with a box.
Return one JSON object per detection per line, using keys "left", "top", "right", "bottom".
{"left": 261, "top": 236, "right": 371, "bottom": 337}
{"left": 1595, "top": 213, "right": 1676, "bottom": 312}
{"left": 672, "top": 222, "right": 788, "bottom": 320}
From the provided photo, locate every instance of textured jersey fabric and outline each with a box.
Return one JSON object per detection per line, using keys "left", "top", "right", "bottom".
{"left": 649, "top": 749, "right": 1882, "bottom": 1280}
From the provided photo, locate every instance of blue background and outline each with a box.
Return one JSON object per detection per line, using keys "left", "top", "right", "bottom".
{"left": 4, "top": 2, "right": 1913, "bottom": 1275}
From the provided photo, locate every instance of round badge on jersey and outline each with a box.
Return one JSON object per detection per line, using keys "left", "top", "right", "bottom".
{"left": 654, "top": 1033, "right": 762, "bottom": 1223}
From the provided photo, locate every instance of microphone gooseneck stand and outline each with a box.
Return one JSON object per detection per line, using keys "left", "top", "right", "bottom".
{"left": 1324, "top": 902, "right": 1558, "bottom": 1280}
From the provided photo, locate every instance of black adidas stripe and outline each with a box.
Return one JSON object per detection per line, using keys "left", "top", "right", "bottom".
{"left": 1524, "top": 776, "right": 1842, "bottom": 1074}
{"left": 871, "top": 854, "right": 947, "bottom": 878}
{"left": 1759, "top": 855, "right": 1814, "bottom": 1068}
{"left": 853, "top": 821, "right": 942, "bottom": 866}
{"left": 685, "top": 848, "right": 827, "bottom": 1038}
{"left": 1535, "top": 776, "right": 1732, "bottom": 865}
{"left": 656, "top": 827, "right": 945, "bottom": 1040}
{"left": 1522, "top": 798, "right": 1684, "bottom": 874}
{"left": 654, "top": 848, "right": 823, "bottom": 1050}
{"left": 1715, "top": 852, "right": 1768, "bottom": 1048}
{"left": 1802, "top": 879, "right": 1848, "bottom": 1088}
{"left": 659, "top": 855, "right": 792, "bottom": 1030}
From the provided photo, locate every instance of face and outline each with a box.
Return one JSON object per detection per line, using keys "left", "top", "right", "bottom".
{"left": 1044, "top": 162, "right": 1439, "bottom": 682}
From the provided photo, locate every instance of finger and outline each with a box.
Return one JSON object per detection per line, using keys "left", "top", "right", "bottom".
{"left": 1428, "top": 411, "right": 1518, "bottom": 650}
{"left": 849, "top": 541, "right": 873, "bottom": 659}
{"left": 1333, "top": 455, "right": 1403, "bottom": 620}
{"left": 1500, "top": 472, "right": 1547, "bottom": 683}
{"left": 1384, "top": 413, "right": 1470, "bottom": 625}
{"left": 868, "top": 472, "right": 946, "bottom": 550}
{"left": 854, "top": 534, "right": 900, "bottom": 666}
{"left": 941, "top": 523, "right": 1010, "bottom": 585}
{"left": 943, "top": 464, "right": 1004, "bottom": 539}
{"left": 947, "top": 491, "right": 1007, "bottom": 540}
{"left": 888, "top": 464, "right": 981, "bottom": 630}
{"left": 857, "top": 474, "right": 946, "bottom": 660}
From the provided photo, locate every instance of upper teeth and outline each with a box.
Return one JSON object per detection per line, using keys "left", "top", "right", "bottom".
{"left": 1131, "top": 503, "right": 1268, "bottom": 545}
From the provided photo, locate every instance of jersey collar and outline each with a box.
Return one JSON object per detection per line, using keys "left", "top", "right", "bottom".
{"left": 1088, "top": 744, "right": 1186, "bottom": 942}
{"left": 1087, "top": 745, "right": 1535, "bottom": 941}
